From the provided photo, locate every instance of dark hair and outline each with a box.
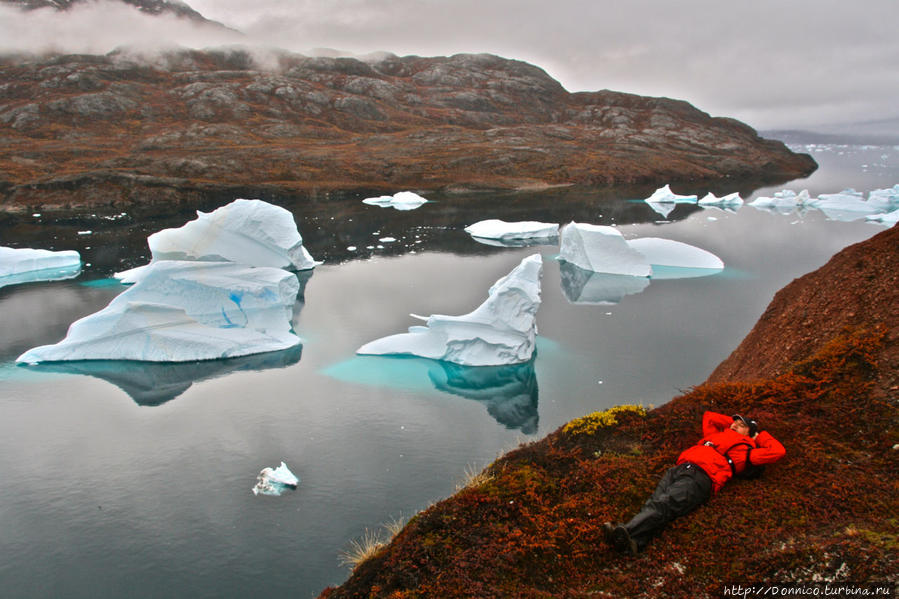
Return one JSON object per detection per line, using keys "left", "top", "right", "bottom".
{"left": 732, "top": 414, "right": 759, "bottom": 437}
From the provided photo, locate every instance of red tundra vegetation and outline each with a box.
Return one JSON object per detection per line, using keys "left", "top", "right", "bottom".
{"left": 320, "top": 225, "right": 899, "bottom": 598}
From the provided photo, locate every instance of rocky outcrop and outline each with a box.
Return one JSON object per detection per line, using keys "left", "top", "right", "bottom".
{"left": 0, "top": 48, "right": 816, "bottom": 209}
{"left": 317, "top": 230, "right": 897, "bottom": 598}
{"left": 0, "top": 0, "right": 216, "bottom": 23}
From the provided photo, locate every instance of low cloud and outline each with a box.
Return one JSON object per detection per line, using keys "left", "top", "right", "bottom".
{"left": 3, "top": 0, "right": 898, "bottom": 131}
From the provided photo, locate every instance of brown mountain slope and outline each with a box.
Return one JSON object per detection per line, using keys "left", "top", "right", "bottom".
{"left": 707, "top": 223, "right": 899, "bottom": 397}
{"left": 0, "top": 49, "right": 815, "bottom": 210}
{"left": 318, "top": 226, "right": 898, "bottom": 598}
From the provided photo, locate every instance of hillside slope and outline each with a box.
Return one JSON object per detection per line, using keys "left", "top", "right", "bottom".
{"left": 0, "top": 49, "right": 815, "bottom": 210}
{"left": 319, "top": 225, "right": 898, "bottom": 598}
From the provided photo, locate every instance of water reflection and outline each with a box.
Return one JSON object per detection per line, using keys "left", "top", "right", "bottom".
{"left": 468, "top": 235, "right": 559, "bottom": 248}
{"left": 559, "top": 261, "right": 650, "bottom": 305}
{"left": 324, "top": 355, "right": 539, "bottom": 433}
{"left": 427, "top": 359, "right": 539, "bottom": 434}
{"left": 23, "top": 344, "right": 304, "bottom": 406}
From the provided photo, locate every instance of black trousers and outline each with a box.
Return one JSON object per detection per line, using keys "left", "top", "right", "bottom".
{"left": 624, "top": 462, "right": 712, "bottom": 550}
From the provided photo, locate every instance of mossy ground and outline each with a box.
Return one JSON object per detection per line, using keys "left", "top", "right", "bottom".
{"left": 321, "top": 327, "right": 897, "bottom": 598}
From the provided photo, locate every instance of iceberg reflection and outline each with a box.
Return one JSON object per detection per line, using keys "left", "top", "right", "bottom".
{"left": 559, "top": 261, "right": 650, "bottom": 305}
{"left": 324, "top": 355, "right": 540, "bottom": 433}
{"left": 24, "top": 344, "right": 303, "bottom": 406}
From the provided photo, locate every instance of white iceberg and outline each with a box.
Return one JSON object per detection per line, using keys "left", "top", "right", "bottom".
{"left": 135, "top": 199, "right": 316, "bottom": 272}
{"left": 748, "top": 189, "right": 811, "bottom": 214}
{"left": 0, "top": 246, "right": 82, "bottom": 289}
{"left": 362, "top": 191, "right": 428, "bottom": 211}
{"left": 464, "top": 219, "right": 559, "bottom": 241}
{"left": 252, "top": 461, "right": 299, "bottom": 496}
{"left": 628, "top": 238, "right": 725, "bottom": 278}
{"left": 558, "top": 223, "right": 651, "bottom": 277}
{"left": 17, "top": 261, "right": 301, "bottom": 364}
{"left": 866, "top": 209, "right": 899, "bottom": 225}
{"left": 645, "top": 184, "right": 698, "bottom": 204}
{"left": 356, "top": 254, "right": 543, "bottom": 366}
{"left": 805, "top": 188, "right": 888, "bottom": 221}
{"left": 698, "top": 192, "right": 743, "bottom": 207}
{"left": 868, "top": 184, "right": 899, "bottom": 209}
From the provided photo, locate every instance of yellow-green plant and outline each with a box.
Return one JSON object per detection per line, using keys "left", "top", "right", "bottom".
{"left": 563, "top": 404, "right": 647, "bottom": 436}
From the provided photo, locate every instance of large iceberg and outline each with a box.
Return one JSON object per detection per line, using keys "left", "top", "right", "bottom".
{"left": 135, "top": 199, "right": 316, "bottom": 272}
{"left": 362, "top": 191, "right": 428, "bottom": 211}
{"left": 464, "top": 219, "right": 559, "bottom": 242}
{"left": 0, "top": 246, "right": 82, "bottom": 289}
{"left": 806, "top": 188, "right": 890, "bottom": 222}
{"left": 559, "top": 223, "right": 724, "bottom": 280}
{"left": 356, "top": 254, "right": 543, "bottom": 366}
{"left": 17, "top": 261, "right": 301, "bottom": 363}
{"left": 558, "top": 223, "right": 652, "bottom": 277}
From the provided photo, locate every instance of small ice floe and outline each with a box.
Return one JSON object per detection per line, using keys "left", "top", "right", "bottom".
{"left": 748, "top": 189, "right": 812, "bottom": 214}
{"left": 362, "top": 191, "right": 428, "bottom": 211}
{"left": 645, "top": 184, "right": 698, "bottom": 204}
{"left": 0, "top": 246, "right": 82, "bottom": 289}
{"left": 252, "top": 461, "right": 299, "bottom": 496}
{"left": 806, "top": 188, "right": 891, "bottom": 222}
{"left": 464, "top": 219, "right": 559, "bottom": 245}
{"left": 357, "top": 254, "right": 543, "bottom": 366}
{"left": 698, "top": 192, "right": 743, "bottom": 207}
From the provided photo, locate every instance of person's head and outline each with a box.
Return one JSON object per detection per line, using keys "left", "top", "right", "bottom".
{"left": 731, "top": 414, "right": 759, "bottom": 437}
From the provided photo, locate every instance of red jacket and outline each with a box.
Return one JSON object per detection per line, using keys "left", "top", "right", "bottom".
{"left": 676, "top": 411, "right": 786, "bottom": 493}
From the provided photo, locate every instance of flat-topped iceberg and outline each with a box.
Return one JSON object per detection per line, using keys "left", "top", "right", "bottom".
{"left": 628, "top": 238, "right": 724, "bottom": 278}
{"left": 464, "top": 219, "right": 559, "bottom": 242}
{"left": 559, "top": 223, "right": 724, "bottom": 279}
{"left": 135, "top": 199, "right": 316, "bottom": 272}
{"left": 866, "top": 209, "right": 899, "bottom": 225}
{"left": 0, "top": 246, "right": 82, "bottom": 289}
{"left": 698, "top": 192, "right": 743, "bottom": 207}
{"left": 362, "top": 191, "right": 428, "bottom": 211}
{"left": 748, "top": 189, "right": 811, "bottom": 212}
{"left": 357, "top": 254, "right": 543, "bottom": 366}
{"left": 558, "top": 223, "right": 652, "bottom": 277}
{"left": 17, "top": 261, "right": 301, "bottom": 364}
{"left": 252, "top": 461, "right": 299, "bottom": 496}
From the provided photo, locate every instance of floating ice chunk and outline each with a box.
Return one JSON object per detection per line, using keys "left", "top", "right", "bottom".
{"left": 0, "top": 247, "right": 82, "bottom": 289}
{"left": 629, "top": 238, "right": 724, "bottom": 278}
{"left": 558, "top": 223, "right": 651, "bottom": 277}
{"left": 644, "top": 184, "right": 698, "bottom": 204}
{"left": 806, "top": 189, "right": 881, "bottom": 221}
{"left": 698, "top": 192, "right": 743, "bottom": 207}
{"left": 865, "top": 209, "right": 899, "bottom": 225}
{"left": 868, "top": 184, "right": 899, "bottom": 209}
{"left": 362, "top": 191, "right": 428, "bottom": 210}
{"left": 143, "top": 199, "right": 316, "bottom": 271}
{"left": 748, "top": 189, "right": 812, "bottom": 214}
{"left": 252, "top": 461, "right": 299, "bottom": 496}
{"left": 464, "top": 219, "right": 559, "bottom": 242}
{"left": 357, "top": 254, "right": 543, "bottom": 366}
{"left": 17, "top": 261, "right": 301, "bottom": 363}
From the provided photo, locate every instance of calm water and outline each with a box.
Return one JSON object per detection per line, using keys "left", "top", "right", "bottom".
{"left": 0, "top": 141, "right": 895, "bottom": 598}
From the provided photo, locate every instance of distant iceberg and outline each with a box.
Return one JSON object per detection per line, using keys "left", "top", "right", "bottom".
{"left": 645, "top": 184, "right": 698, "bottom": 204}
{"left": 558, "top": 223, "right": 652, "bottom": 277}
{"left": 464, "top": 219, "right": 559, "bottom": 242}
{"left": 0, "top": 246, "right": 81, "bottom": 289}
{"left": 362, "top": 191, "right": 428, "bottom": 211}
{"left": 698, "top": 192, "right": 743, "bottom": 207}
{"left": 748, "top": 189, "right": 811, "bottom": 214}
{"left": 252, "top": 461, "right": 299, "bottom": 496}
{"left": 17, "top": 261, "right": 301, "bottom": 364}
{"left": 121, "top": 199, "right": 316, "bottom": 279}
{"left": 357, "top": 254, "right": 543, "bottom": 366}
{"left": 866, "top": 209, "right": 899, "bottom": 225}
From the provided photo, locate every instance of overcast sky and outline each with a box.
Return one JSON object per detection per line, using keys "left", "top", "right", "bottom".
{"left": 2, "top": 0, "right": 897, "bottom": 131}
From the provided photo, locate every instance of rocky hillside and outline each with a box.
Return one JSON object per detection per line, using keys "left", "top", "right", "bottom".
{"left": 0, "top": 48, "right": 816, "bottom": 210}
{"left": 319, "top": 225, "right": 898, "bottom": 598}
{"left": 0, "top": 0, "right": 213, "bottom": 22}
